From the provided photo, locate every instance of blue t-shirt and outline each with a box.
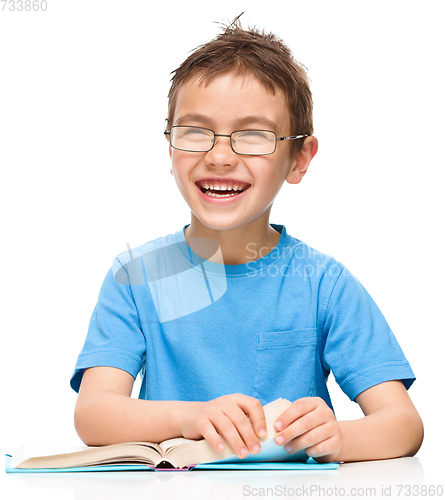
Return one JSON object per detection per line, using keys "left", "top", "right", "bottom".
{"left": 71, "top": 225, "right": 415, "bottom": 408}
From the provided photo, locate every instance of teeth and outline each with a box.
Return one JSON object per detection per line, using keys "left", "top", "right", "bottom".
{"left": 206, "top": 191, "right": 238, "bottom": 198}
{"left": 200, "top": 182, "right": 245, "bottom": 191}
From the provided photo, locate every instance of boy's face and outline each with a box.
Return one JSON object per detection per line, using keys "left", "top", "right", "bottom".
{"left": 169, "top": 72, "right": 310, "bottom": 234}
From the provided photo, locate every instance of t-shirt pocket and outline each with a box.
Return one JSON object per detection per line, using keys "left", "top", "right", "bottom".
{"left": 253, "top": 328, "right": 317, "bottom": 404}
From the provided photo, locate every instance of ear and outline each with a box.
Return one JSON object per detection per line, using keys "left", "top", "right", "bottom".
{"left": 286, "top": 136, "right": 318, "bottom": 185}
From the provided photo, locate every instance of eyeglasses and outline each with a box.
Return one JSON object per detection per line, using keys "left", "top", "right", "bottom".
{"left": 164, "top": 125, "right": 308, "bottom": 156}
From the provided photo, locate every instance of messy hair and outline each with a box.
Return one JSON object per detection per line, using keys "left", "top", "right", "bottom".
{"left": 166, "top": 15, "right": 313, "bottom": 153}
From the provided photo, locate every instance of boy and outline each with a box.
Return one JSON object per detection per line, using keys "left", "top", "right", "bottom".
{"left": 71, "top": 18, "right": 423, "bottom": 463}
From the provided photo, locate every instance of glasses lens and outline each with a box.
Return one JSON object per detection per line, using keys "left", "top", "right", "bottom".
{"left": 232, "top": 130, "right": 276, "bottom": 155}
{"left": 171, "top": 126, "right": 214, "bottom": 152}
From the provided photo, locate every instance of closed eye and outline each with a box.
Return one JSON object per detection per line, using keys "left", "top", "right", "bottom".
{"left": 238, "top": 130, "right": 268, "bottom": 138}
{"left": 184, "top": 127, "right": 208, "bottom": 136}
{"left": 234, "top": 130, "right": 273, "bottom": 145}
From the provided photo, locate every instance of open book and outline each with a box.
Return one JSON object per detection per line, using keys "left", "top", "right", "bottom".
{"left": 9, "top": 398, "right": 317, "bottom": 471}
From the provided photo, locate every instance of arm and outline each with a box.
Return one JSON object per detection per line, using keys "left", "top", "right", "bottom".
{"left": 74, "top": 366, "right": 182, "bottom": 445}
{"left": 273, "top": 381, "right": 423, "bottom": 462}
{"left": 74, "top": 366, "right": 267, "bottom": 459}
{"left": 337, "top": 381, "right": 424, "bottom": 462}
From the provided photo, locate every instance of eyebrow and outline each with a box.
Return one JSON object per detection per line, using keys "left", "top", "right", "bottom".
{"left": 235, "top": 116, "right": 279, "bottom": 131}
{"left": 174, "top": 114, "right": 279, "bottom": 131}
{"left": 175, "top": 114, "right": 213, "bottom": 127}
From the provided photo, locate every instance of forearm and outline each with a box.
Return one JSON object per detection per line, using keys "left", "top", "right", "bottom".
{"left": 74, "top": 392, "right": 191, "bottom": 446}
{"left": 336, "top": 405, "right": 424, "bottom": 463}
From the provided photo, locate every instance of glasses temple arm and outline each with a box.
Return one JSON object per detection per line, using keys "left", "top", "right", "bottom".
{"left": 276, "top": 134, "right": 308, "bottom": 141}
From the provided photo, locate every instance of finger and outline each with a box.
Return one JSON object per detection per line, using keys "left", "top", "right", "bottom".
{"left": 196, "top": 418, "right": 228, "bottom": 453}
{"left": 274, "top": 404, "right": 328, "bottom": 447}
{"left": 305, "top": 433, "right": 342, "bottom": 462}
{"left": 285, "top": 421, "right": 339, "bottom": 456}
{"left": 274, "top": 397, "right": 321, "bottom": 433}
{"left": 237, "top": 396, "right": 267, "bottom": 440}
{"left": 221, "top": 405, "right": 262, "bottom": 456}
{"left": 212, "top": 411, "right": 253, "bottom": 459}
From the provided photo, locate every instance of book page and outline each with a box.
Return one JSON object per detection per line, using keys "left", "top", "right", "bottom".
{"left": 158, "top": 437, "right": 199, "bottom": 454}
{"left": 11, "top": 445, "right": 89, "bottom": 469}
{"left": 11, "top": 442, "right": 164, "bottom": 469}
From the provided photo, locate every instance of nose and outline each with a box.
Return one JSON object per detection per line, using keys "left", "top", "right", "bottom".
{"left": 205, "top": 134, "right": 238, "bottom": 167}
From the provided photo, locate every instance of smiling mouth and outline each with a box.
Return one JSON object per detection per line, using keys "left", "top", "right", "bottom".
{"left": 196, "top": 180, "right": 251, "bottom": 198}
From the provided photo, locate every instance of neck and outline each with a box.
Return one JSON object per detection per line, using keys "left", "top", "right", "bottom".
{"left": 185, "top": 214, "right": 281, "bottom": 265}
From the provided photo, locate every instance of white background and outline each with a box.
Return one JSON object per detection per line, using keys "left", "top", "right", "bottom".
{"left": 1, "top": 0, "right": 444, "bottom": 474}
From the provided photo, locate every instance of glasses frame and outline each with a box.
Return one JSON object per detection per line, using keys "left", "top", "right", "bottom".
{"left": 164, "top": 125, "right": 308, "bottom": 156}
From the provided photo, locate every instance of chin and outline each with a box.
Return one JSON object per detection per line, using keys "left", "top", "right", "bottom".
{"left": 194, "top": 215, "right": 262, "bottom": 235}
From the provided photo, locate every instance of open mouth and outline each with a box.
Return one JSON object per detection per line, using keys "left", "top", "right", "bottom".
{"left": 196, "top": 179, "right": 251, "bottom": 198}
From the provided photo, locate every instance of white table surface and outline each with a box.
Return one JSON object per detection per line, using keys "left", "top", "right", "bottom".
{"left": 2, "top": 455, "right": 442, "bottom": 500}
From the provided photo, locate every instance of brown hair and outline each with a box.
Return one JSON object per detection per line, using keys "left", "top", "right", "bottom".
{"left": 166, "top": 15, "right": 313, "bottom": 153}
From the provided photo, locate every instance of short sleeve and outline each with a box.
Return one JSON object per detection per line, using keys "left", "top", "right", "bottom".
{"left": 321, "top": 267, "right": 415, "bottom": 401}
{"left": 70, "top": 260, "right": 146, "bottom": 392}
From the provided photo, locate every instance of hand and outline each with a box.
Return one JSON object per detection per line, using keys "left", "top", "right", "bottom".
{"left": 274, "top": 397, "right": 342, "bottom": 462}
{"left": 179, "top": 394, "right": 267, "bottom": 459}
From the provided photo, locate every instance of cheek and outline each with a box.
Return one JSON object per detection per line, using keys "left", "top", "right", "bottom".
{"left": 170, "top": 152, "right": 196, "bottom": 192}
{"left": 250, "top": 160, "right": 286, "bottom": 188}
{"left": 170, "top": 151, "right": 187, "bottom": 178}
{"left": 171, "top": 150, "right": 207, "bottom": 183}
{"left": 171, "top": 150, "right": 200, "bottom": 170}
